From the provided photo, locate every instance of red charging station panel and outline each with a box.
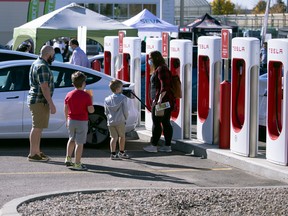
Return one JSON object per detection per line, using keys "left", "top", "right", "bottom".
{"left": 198, "top": 55, "right": 210, "bottom": 122}
{"left": 231, "top": 59, "right": 246, "bottom": 132}
{"left": 170, "top": 58, "right": 180, "bottom": 120}
{"left": 104, "top": 51, "right": 111, "bottom": 75}
{"left": 267, "top": 61, "right": 283, "bottom": 139}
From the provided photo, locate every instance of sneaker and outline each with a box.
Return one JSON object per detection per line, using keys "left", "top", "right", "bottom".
{"left": 64, "top": 156, "right": 73, "bottom": 167}
{"left": 28, "top": 154, "right": 49, "bottom": 162}
{"left": 110, "top": 154, "right": 122, "bottom": 160}
{"left": 143, "top": 145, "right": 158, "bottom": 153}
{"left": 118, "top": 151, "right": 130, "bottom": 159}
{"left": 40, "top": 152, "right": 50, "bottom": 160}
{"left": 70, "top": 163, "right": 87, "bottom": 171}
{"left": 158, "top": 145, "right": 172, "bottom": 152}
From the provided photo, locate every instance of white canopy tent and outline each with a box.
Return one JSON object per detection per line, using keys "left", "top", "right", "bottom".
{"left": 122, "top": 9, "right": 179, "bottom": 39}
{"left": 13, "top": 3, "right": 137, "bottom": 53}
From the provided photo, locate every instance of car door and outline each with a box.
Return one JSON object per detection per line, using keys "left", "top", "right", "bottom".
{"left": 23, "top": 66, "right": 74, "bottom": 134}
{"left": 0, "top": 66, "right": 28, "bottom": 133}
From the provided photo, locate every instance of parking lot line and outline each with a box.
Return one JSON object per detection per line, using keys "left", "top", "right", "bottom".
{"left": 0, "top": 167, "right": 232, "bottom": 175}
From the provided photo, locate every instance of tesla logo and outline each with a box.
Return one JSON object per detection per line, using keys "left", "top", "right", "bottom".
{"left": 223, "top": 32, "right": 227, "bottom": 41}
{"left": 199, "top": 44, "right": 209, "bottom": 49}
{"left": 171, "top": 47, "right": 180, "bottom": 52}
{"left": 147, "top": 45, "right": 155, "bottom": 50}
{"left": 232, "top": 46, "right": 245, "bottom": 52}
{"left": 269, "top": 48, "right": 283, "bottom": 54}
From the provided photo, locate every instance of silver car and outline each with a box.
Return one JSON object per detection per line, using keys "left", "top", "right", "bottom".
{"left": 0, "top": 60, "right": 139, "bottom": 145}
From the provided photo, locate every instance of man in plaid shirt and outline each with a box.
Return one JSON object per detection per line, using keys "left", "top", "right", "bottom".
{"left": 27, "top": 45, "right": 56, "bottom": 162}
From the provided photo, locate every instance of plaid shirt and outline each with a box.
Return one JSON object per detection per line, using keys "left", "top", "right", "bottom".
{"left": 27, "top": 57, "right": 54, "bottom": 105}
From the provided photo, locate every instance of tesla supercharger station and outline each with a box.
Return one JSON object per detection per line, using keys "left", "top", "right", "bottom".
{"left": 145, "top": 38, "right": 162, "bottom": 131}
{"left": 196, "top": 36, "right": 221, "bottom": 145}
{"left": 266, "top": 39, "right": 288, "bottom": 165}
{"left": 122, "top": 37, "right": 142, "bottom": 116}
{"left": 170, "top": 39, "right": 193, "bottom": 140}
{"left": 103, "top": 36, "right": 119, "bottom": 77}
{"left": 230, "top": 38, "right": 259, "bottom": 157}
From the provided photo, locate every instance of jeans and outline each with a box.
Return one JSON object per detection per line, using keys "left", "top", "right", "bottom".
{"left": 150, "top": 105, "right": 173, "bottom": 146}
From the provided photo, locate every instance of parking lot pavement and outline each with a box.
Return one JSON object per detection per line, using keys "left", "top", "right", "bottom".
{"left": 0, "top": 137, "right": 287, "bottom": 209}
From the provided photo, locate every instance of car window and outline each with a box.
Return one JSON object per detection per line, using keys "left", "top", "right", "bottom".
{"left": 0, "top": 53, "right": 36, "bottom": 62}
{"left": 50, "top": 66, "right": 102, "bottom": 88}
{"left": 0, "top": 66, "right": 30, "bottom": 91}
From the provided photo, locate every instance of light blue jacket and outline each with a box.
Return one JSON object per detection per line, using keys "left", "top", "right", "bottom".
{"left": 104, "top": 93, "right": 129, "bottom": 126}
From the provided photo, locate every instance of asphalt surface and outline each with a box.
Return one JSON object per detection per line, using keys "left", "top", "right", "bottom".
{"left": 0, "top": 136, "right": 286, "bottom": 209}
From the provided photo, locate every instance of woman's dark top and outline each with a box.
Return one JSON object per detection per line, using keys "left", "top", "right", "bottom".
{"left": 150, "top": 64, "right": 175, "bottom": 110}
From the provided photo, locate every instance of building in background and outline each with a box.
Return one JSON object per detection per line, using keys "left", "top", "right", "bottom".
{"left": 174, "top": 0, "right": 211, "bottom": 26}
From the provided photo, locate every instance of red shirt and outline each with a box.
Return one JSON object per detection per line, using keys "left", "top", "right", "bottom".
{"left": 65, "top": 89, "right": 92, "bottom": 121}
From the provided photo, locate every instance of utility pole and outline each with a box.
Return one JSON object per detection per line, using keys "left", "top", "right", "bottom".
{"left": 180, "top": 0, "right": 184, "bottom": 26}
{"left": 261, "top": 0, "right": 271, "bottom": 46}
{"left": 160, "top": 0, "right": 163, "bottom": 19}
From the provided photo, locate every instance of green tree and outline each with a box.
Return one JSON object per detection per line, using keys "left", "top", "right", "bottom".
{"left": 270, "top": 0, "right": 286, "bottom": 13}
{"left": 211, "top": 0, "right": 236, "bottom": 15}
{"left": 252, "top": 0, "right": 267, "bottom": 14}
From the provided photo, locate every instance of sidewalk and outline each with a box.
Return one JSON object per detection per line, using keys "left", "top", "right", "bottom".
{"left": 136, "top": 124, "right": 288, "bottom": 184}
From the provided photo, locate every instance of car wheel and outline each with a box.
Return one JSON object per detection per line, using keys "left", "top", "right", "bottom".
{"left": 87, "top": 108, "right": 109, "bottom": 145}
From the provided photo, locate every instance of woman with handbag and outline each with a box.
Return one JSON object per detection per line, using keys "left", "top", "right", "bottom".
{"left": 143, "top": 50, "right": 175, "bottom": 153}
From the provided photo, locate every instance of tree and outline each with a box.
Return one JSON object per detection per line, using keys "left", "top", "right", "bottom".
{"left": 234, "top": 4, "right": 248, "bottom": 15}
{"left": 211, "top": 0, "right": 236, "bottom": 15}
{"left": 252, "top": 0, "right": 267, "bottom": 14}
{"left": 270, "top": 0, "right": 286, "bottom": 13}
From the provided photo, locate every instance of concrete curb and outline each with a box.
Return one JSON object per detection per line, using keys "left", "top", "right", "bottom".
{"left": 136, "top": 128, "right": 288, "bottom": 184}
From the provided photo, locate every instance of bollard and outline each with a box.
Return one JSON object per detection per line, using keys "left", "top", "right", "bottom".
{"left": 219, "top": 80, "right": 231, "bottom": 149}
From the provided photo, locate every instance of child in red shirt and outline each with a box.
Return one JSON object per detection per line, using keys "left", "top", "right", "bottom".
{"left": 64, "top": 71, "right": 94, "bottom": 171}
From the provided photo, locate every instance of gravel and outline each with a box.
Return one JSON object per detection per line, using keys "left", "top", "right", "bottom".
{"left": 18, "top": 187, "right": 288, "bottom": 216}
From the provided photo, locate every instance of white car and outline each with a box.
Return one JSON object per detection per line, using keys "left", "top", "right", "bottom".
{"left": 258, "top": 72, "right": 283, "bottom": 128}
{"left": 259, "top": 73, "right": 268, "bottom": 127}
{"left": 0, "top": 60, "right": 139, "bottom": 145}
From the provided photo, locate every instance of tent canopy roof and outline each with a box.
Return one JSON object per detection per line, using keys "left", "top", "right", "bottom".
{"left": 123, "top": 9, "right": 179, "bottom": 33}
{"left": 13, "top": 3, "right": 137, "bottom": 53}
{"left": 20, "top": 2, "right": 133, "bottom": 30}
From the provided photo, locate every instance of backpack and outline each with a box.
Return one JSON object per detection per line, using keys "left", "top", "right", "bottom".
{"left": 171, "top": 73, "right": 182, "bottom": 99}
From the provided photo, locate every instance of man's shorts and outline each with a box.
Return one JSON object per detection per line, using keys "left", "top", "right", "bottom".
{"left": 108, "top": 123, "right": 125, "bottom": 139}
{"left": 68, "top": 120, "right": 88, "bottom": 145}
{"left": 29, "top": 103, "right": 50, "bottom": 128}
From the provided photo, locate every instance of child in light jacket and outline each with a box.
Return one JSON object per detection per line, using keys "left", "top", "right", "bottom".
{"left": 104, "top": 79, "right": 129, "bottom": 160}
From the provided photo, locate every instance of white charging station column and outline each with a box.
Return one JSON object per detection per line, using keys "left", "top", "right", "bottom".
{"left": 230, "top": 38, "right": 260, "bottom": 157}
{"left": 145, "top": 38, "right": 162, "bottom": 131}
{"left": 266, "top": 39, "right": 288, "bottom": 165}
{"left": 104, "top": 36, "right": 119, "bottom": 78}
{"left": 170, "top": 39, "right": 193, "bottom": 140}
{"left": 197, "top": 36, "right": 221, "bottom": 145}
{"left": 122, "top": 37, "right": 142, "bottom": 118}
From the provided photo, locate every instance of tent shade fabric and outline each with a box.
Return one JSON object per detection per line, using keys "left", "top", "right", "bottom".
{"left": 13, "top": 3, "right": 137, "bottom": 53}
{"left": 187, "top": 13, "right": 231, "bottom": 29}
{"left": 123, "top": 9, "right": 179, "bottom": 33}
